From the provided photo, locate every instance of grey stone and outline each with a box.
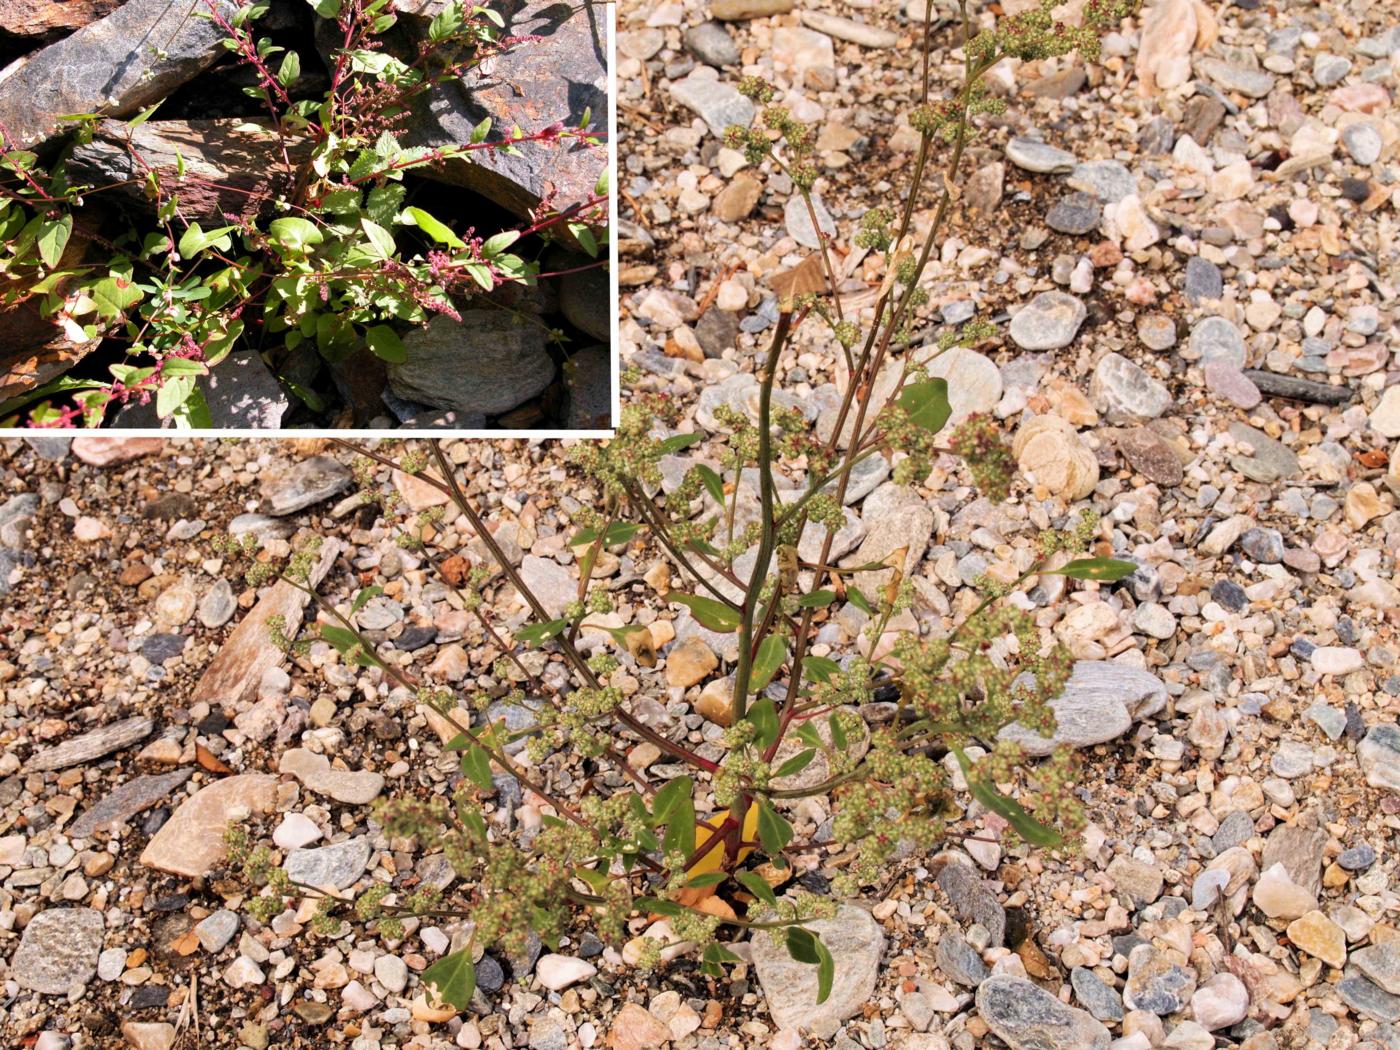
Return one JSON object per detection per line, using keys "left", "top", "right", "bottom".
{"left": 1239, "top": 527, "right": 1283, "bottom": 564}
{"left": 1203, "top": 362, "right": 1261, "bottom": 409}
{"left": 518, "top": 555, "right": 576, "bottom": 618}
{"left": 1005, "top": 136, "right": 1076, "bottom": 174}
{"left": 199, "top": 578, "right": 237, "bottom": 629}
{"left": 1190, "top": 316, "right": 1247, "bottom": 367}
{"left": 1184, "top": 257, "right": 1223, "bottom": 302}
{"left": 1117, "top": 427, "right": 1183, "bottom": 486}
{"left": 784, "top": 191, "right": 836, "bottom": 249}
{"left": 751, "top": 904, "right": 884, "bottom": 1032}
{"left": 1338, "top": 843, "right": 1376, "bottom": 871}
{"left": 563, "top": 347, "right": 613, "bottom": 429}
{"left": 1212, "top": 809, "right": 1255, "bottom": 852}
{"left": 669, "top": 74, "right": 755, "bottom": 136}
{"left": 1046, "top": 193, "right": 1102, "bottom": 235}
{"left": 998, "top": 660, "right": 1168, "bottom": 756}
{"left": 1338, "top": 974, "right": 1400, "bottom": 1023}
{"left": 284, "top": 837, "right": 372, "bottom": 890}
{"left": 1312, "top": 53, "right": 1351, "bottom": 85}
{"left": 0, "top": 0, "right": 238, "bottom": 148}
{"left": 9, "top": 908, "right": 105, "bottom": 994}
{"left": 0, "top": 493, "right": 40, "bottom": 548}
{"left": 23, "top": 436, "right": 70, "bottom": 462}
{"left": 1068, "top": 160, "right": 1136, "bottom": 203}
{"left": 1228, "top": 422, "right": 1299, "bottom": 481}
{"left": 1198, "top": 57, "right": 1276, "bottom": 98}
{"left": 936, "top": 932, "right": 989, "bottom": 988}
{"left": 557, "top": 259, "right": 610, "bottom": 342}
{"left": 1137, "top": 313, "right": 1177, "bottom": 351}
{"left": 936, "top": 860, "right": 1006, "bottom": 946}
{"left": 977, "top": 975, "right": 1110, "bottom": 1050}
{"left": 193, "top": 910, "right": 240, "bottom": 953}
{"left": 684, "top": 22, "right": 740, "bottom": 67}
{"left": 1072, "top": 967, "right": 1125, "bottom": 1022}
{"left": 1342, "top": 124, "right": 1382, "bottom": 166}
{"left": 70, "top": 769, "right": 193, "bottom": 838}
{"left": 387, "top": 313, "right": 554, "bottom": 417}
{"left": 1107, "top": 855, "right": 1164, "bottom": 907}
{"left": 483, "top": 699, "right": 541, "bottom": 757}
{"left": 1358, "top": 724, "right": 1400, "bottom": 792}
{"left": 1355, "top": 944, "right": 1400, "bottom": 995}
{"left": 27, "top": 716, "right": 154, "bottom": 772}
{"left": 399, "top": 0, "right": 605, "bottom": 222}
{"left": 1009, "top": 292, "right": 1087, "bottom": 350}
{"left": 1123, "top": 945, "right": 1197, "bottom": 1015}
{"left": 1091, "top": 353, "right": 1171, "bottom": 423}
{"left": 259, "top": 455, "right": 352, "bottom": 516}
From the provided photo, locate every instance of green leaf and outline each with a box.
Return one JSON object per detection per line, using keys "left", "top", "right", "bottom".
{"left": 695, "top": 464, "right": 725, "bottom": 504}
{"left": 773, "top": 749, "right": 815, "bottom": 778}
{"left": 350, "top": 585, "right": 384, "bottom": 615}
{"left": 36, "top": 214, "right": 72, "bottom": 269}
{"left": 685, "top": 871, "right": 727, "bottom": 888}
{"left": 656, "top": 432, "right": 704, "bottom": 454}
{"left": 277, "top": 50, "right": 301, "bottom": 87}
{"left": 365, "top": 325, "right": 406, "bottom": 363}
{"left": 569, "top": 221, "right": 599, "bottom": 257}
{"left": 321, "top": 625, "right": 376, "bottom": 667}
{"left": 845, "top": 586, "right": 873, "bottom": 615}
{"left": 662, "top": 794, "right": 696, "bottom": 857}
{"left": 470, "top": 116, "right": 492, "bottom": 143}
{"left": 127, "top": 102, "right": 163, "bottom": 129}
{"left": 650, "top": 776, "right": 694, "bottom": 826}
{"left": 699, "top": 941, "right": 742, "bottom": 976}
{"left": 745, "top": 697, "right": 779, "bottom": 750}
{"left": 785, "top": 925, "right": 820, "bottom": 964}
{"left": 755, "top": 799, "right": 793, "bottom": 857}
{"left": 666, "top": 592, "right": 740, "bottom": 633}
{"left": 422, "top": 948, "right": 475, "bottom": 1011}
{"left": 751, "top": 635, "right": 787, "bottom": 692}
{"left": 403, "top": 205, "right": 465, "bottom": 249}
{"left": 954, "top": 749, "right": 1061, "bottom": 847}
{"left": 638, "top": 897, "right": 685, "bottom": 918}
{"left": 267, "top": 216, "right": 323, "bottom": 252}
{"left": 460, "top": 745, "right": 494, "bottom": 791}
{"left": 177, "top": 222, "right": 236, "bottom": 260}
{"left": 571, "top": 522, "right": 640, "bottom": 547}
{"left": 360, "top": 217, "right": 396, "bottom": 259}
{"left": 481, "top": 230, "right": 520, "bottom": 259}
{"left": 797, "top": 590, "right": 835, "bottom": 609}
{"left": 1047, "top": 557, "right": 1138, "bottom": 582}
{"left": 802, "top": 655, "right": 840, "bottom": 684}
{"left": 735, "top": 871, "right": 778, "bottom": 908}
{"left": 306, "top": 0, "right": 342, "bottom": 16}
{"left": 897, "top": 377, "right": 951, "bottom": 435}
{"left": 516, "top": 618, "right": 567, "bottom": 646}
{"left": 155, "top": 374, "right": 195, "bottom": 420}
{"left": 828, "top": 712, "right": 848, "bottom": 751}
{"left": 813, "top": 933, "right": 835, "bottom": 1004}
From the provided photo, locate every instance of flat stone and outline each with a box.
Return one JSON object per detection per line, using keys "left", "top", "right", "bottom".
{"left": 1358, "top": 724, "right": 1400, "bottom": 792}
{"left": 279, "top": 749, "right": 385, "bottom": 805}
{"left": 399, "top": 0, "right": 605, "bottom": 224}
{"left": 751, "top": 904, "right": 884, "bottom": 1032}
{"left": 387, "top": 313, "right": 554, "bottom": 417}
{"left": 71, "top": 769, "right": 194, "bottom": 838}
{"left": 669, "top": 74, "right": 755, "bottom": 137}
{"left": 1342, "top": 124, "right": 1382, "bottom": 166}
{"left": 1228, "top": 422, "right": 1299, "bottom": 480}
{"left": 536, "top": 954, "right": 597, "bottom": 991}
{"left": 1091, "top": 352, "right": 1171, "bottom": 423}
{"left": 1046, "top": 192, "right": 1102, "bottom": 235}
{"left": 68, "top": 119, "right": 311, "bottom": 226}
{"left": 799, "top": 11, "right": 899, "bottom": 48}
{"left": 1009, "top": 292, "right": 1087, "bottom": 350}
{"left": 1191, "top": 973, "right": 1249, "bottom": 1031}
{"left": 1071, "top": 967, "right": 1124, "bottom": 1022}
{"left": 842, "top": 484, "right": 934, "bottom": 600}
{"left": 27, "top": 716, "right": 154, "bottom": 772}
{"left": 1261, "top": 823, "right": 1326, "bottom": 895}
{"left": 284, "top": 837, "right": 372, "bottom": 890}
{"left": 1107, "top": 855, "right": 1164, "bottom": 908}
{"left": 1068, "top": 160, "right": 1136, "bottom": 203}
{"left": 1337, "top": 974, "right": 1400, "bottom": 1023}
{"left": 140, "top": 774, "right": 278, "bottom": 877}
{"left": 1203, "top": 362, "right": 1261, "bottom": 409}
{"left": 1005, "top": 137, "right": 1076, "bottom": 174}
{"left": 120, "top": 1022, "right": 176, "bottom": 1050}
{"left": 924, "top": 347, "right": 1004, "bottom": 421}
{"left": 10, "top": 908, "right": 105, "bottom": 994}
{"left": 70, "top": 437, "right": 165, "bottom": 467}
{"left": 260, "top": 458, "right": 352, "bottom": 516}
{"left": 190, "top": 540, "right": 339, "bottom": 711}
{"left": 685, "top": 22, "right": 741, "bottom": 67}
{"left": 936, "top": 931, "right": 988, "bottom": 988}
{"left": 0, "top": 0, "right": 123, "bottom": 37}
{"left": 1354, "top": 944, "right": 1400, "bottom": 995}
{"left": 0, "top": 0, "right": 237, "bottom": 148}
{"left": 977, "top": 974, "right": 1110, "bottom": 1050}
{"left": 1189, "top": 317, "right": 1247, "bottom": 367}
{"left": 784, "top": 191, "right": 836, "bottom": 249}
{"left": 114, "top": 351, "right": 290, "bottom": 429}
{"left": 709, "top": 0, "right": 793, "bottom": 18}
{"left": 199, "top": 578, "right": 237, "bottom": 629}
{"left": 935, "top": 860, "right": 1006, "bottom": 946}
{"left": 998, "top": 661, "right": 1167, "bottom": 756}
{"left": 1124, "top": 945, "right": 1197, "bottom": 1015}
{"left": 563, "top": 347, "right": 612, "bottom": 430}
{"left": 1184, "top": 257, "right": 1223, "bottom": 303}
{"left": 1198, "top": 57, "right": 1276, "bottom": 98}
{"left": 1116, "top": 428, "right": 1184, "bottom": 486}
{"left": 193, "top": 910, "right": 239, "bottom": 953}
{"left": 1288, "top": 910, "right": 1346, "bottom": 968}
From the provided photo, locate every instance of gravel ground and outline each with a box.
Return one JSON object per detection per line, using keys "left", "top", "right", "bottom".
{"left": 2, "top": 0, "right": 1400, "bottom": 1046}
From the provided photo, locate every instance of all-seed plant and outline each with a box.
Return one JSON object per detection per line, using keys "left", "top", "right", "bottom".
{"left": 0, "top": 0, "right": 607, "bottom": 426}
{"left": 222, "top": 0, "right": 1136, "bottom": 1012}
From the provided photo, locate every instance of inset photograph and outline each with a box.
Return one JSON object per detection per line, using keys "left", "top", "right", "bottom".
{"left": 0, "top": 0, "right": 612, "bottom": 430}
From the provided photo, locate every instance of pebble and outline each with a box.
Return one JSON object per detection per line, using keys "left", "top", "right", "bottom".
{"left": 1008, "top": 291, "right": 1087, "bottom": 350}
{"left": 259, "top": 456, "right": 353, "bottom": 516}
{"left": 284, "top": 837, "right": 372, "bottom": 890}
{"left": 11, "top": 908, "right": 106, "bottom": 994}
{"left": 1287, "top": 910, "right": 1346, "bottom": 968}
{"left": 1341, "top": 123, "right": 1382, "bottom": 166}
{"left": 1311, "top": 646, "right": 1363, "bottom": 675}
{"left": 1071, "top": 967, "right": 1125, "bottom": 1022}
{"left": 1189, "top": 317, "right": 1247, "bottom": 368}
{"left": 1005, "top": 137, "right": 1076, "bottom": 174}
{"left": 684, "top": 22, "right": 739, "bottom": 67}
{"left": 1123, "top": 945, "right": 1196, "bottom": 1015}
{"left": 1090, "top": 353, "right": 1171, "bottom": 424}
{"left": 1357, "top": 724, "right": 1400, "bottom": 791}
{"left": 536, "top": 954, "right": 598, "bottom": 991}
{"left": 194, "top": 910, "right": 240, "bottom": 953}
{"left": 1191, "top": 973, "right": 1249, "bottom": 1030}
{"left": 669, "top": 73, "right": 755, "bottom": 136}
{"left": 977, "top": 975, "right": 1110, "bottom": 1050}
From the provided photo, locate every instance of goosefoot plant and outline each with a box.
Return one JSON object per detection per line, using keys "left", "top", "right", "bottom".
{"left": 0, "top": 0, "right": 607, "bottom": 426}
{"left": 221, "top": 0, "right": 1136, "bottom": 1013}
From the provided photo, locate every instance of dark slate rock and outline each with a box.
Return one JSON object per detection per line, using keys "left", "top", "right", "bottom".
{"left": 71, "top": 769, "right": 194, "bottom": 838}
{"left": 1072, "top": 967, "right": 1125, "bottom": 1022}
{"left": 1045, "top": 192, "right": 1102, "bottom": 235}
{"left": 936, "top": 860, "right": 1006, "bottom": 947}
{"left": 387, "top": 313, "right": 554, "bottom": 417}
{"left": 684, "top": 22, "right": 740, "bottom": 67}
{"left": 1338, "top": 844, "right": 1376, "bottom": 871}
{"left": 476, "top": 954, "right": 506, "bottom": 993}
{"left": 1184, "top": 257, "right": 1223, "bottom": 302}
{"left": 1338, "top": 974, "right": 1400, "bottom": 1023}
{"left": 936, "top": 931, "right": 989, "bottom": 988}
{"left": 563, "top": 346, "right": 612, "bottom": 429}
{"left": 141, "top": 633, "right": 188, "bottom": 665}
{"left": 1210, "top": 579, "right": 1248, "bottom": 612}
{"left": 1211, "top": 809, "right": 1255, "bottom": 853}
{"left": 977, "top": 974, "right": 1110, "bottom": 1050}
{"left": 0, "top": 0, "right": 238, "bottom": 148}
{"left": 393, "top": 624, "right": 438, "bottom": 652}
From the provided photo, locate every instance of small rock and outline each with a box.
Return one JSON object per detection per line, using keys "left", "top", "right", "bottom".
{"left": 1191, "top": 973, "right": 1248, "bottom": 1030}
{"left": 977, "top": 974, "right": 1110, "bottom": 1050}
{"left": 750, "top": 904, "right": 884, "bottom": 1031}
{"left": 279, "top": 749, "right": 384, "bottom": 805}
{"left": 536, "top": 954, "right": 597, "bottom": 991}
{"left": 1009, "top": 292, "right": 1087, "bottom": 350}
{"left": 1091, "top": 353, "right": 1171, "bottom": 423}
{"left": 1071, "top": 967, "right": 1124, "bottom": 1022}
{"left": 1287, "top": 910, "right": 1345, "bottom": 968}
{"left": 284, "top": 837, "right": 371, "bottom": 890}
{"left": 10, "top": 908, "right": 106, "bottom": 994}
{"left": 1005, "top": 137, "right": 1076, "bottom": 174}
{"left": 1358, "top": 724, "right": 1400, "bottom": 791}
